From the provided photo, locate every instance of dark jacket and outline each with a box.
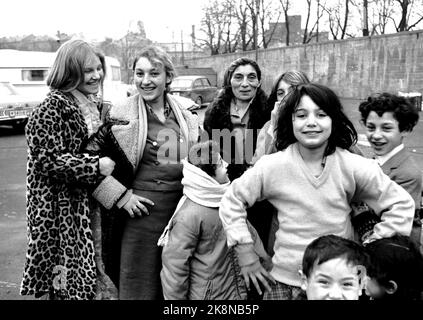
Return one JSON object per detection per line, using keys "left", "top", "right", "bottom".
{"left": 203, "top": 89, "right": 270, "bottom": 181}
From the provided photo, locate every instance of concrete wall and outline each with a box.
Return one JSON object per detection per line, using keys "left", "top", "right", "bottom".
{"left": 184, "top": 30, "right": 423, "bottom": 99}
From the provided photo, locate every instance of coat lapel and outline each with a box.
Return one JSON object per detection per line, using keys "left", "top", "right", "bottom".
{"left": 381, "top": 147, "right": 408, "bottom": 176}
{"left": 109, "top": 94, "right": 141, "bottom": 169}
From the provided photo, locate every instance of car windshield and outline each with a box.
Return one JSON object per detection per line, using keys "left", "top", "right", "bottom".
{"left": 0, "top": 82, "right": 18, "bottom": 96}
{"left": 170, "top": 79, "right": 193, "bottom": 89}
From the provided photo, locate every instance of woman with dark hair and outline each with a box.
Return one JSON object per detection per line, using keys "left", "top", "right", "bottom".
{"left": 203, "top": 59, "right": 271, "bottom": 273}
{"left": 20, "top": 39, "right": 116, "bottom": 300}
{"left": 203, "top": 57, "right": 270, "bottom": 181}
{"left": 219, "top": 83, "right": 415, "bottom": 300}
{"left": 85, "top": 45, "right": 199, "bottom": 299}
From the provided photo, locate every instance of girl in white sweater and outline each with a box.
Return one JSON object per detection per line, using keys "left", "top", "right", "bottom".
{"left": 219, "top": 83, "right": 415, "bottom": 300}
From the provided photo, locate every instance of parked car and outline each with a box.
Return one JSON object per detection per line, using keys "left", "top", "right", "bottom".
{"left": 0, "top": 81, "right": 39, "bottom": 130}
{"left": 169, "top": 76, "right": 218, "bottom": 110}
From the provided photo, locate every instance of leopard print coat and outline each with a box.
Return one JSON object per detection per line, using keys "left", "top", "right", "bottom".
{"left": 20, "top": 90, "right": 101, "bottom": 299}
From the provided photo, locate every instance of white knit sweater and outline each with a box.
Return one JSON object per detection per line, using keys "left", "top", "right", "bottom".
{"left": 219, "top": 143, "right": 415, "bottom": 287}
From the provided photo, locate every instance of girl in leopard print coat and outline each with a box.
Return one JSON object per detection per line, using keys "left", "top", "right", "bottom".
{"left": 20, "top": 39, "right": 115, "bottom": 300}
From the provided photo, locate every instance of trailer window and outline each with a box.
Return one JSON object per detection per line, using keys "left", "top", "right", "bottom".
{"left": 21, "top": 69, "right": 49, "bottom": 81}
{"left": 110, "top": 66, "right": 121, "bottom": 81}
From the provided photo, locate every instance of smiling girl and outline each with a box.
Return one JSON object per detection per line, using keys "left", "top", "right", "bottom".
{"left": 218, "top": 83, "right": 415, "bottom": 300}
{"left": 85, "top": 45, "right": 199, "bottom": 299}
{"left": 21, "top": 39, "right": 116, "bottom": 300}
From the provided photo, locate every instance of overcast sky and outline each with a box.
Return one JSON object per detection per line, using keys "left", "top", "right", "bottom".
{"left": 1, "top": 0, "right": 209, "bottom": 42}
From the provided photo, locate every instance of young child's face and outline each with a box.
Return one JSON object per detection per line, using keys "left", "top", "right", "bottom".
{"left": 292, "top": 95, "right": 332, "bottom": 152}
{"left": 364, "top": 111, "right": 406, "bottom": 156}
{"left": 213, "top": 155, "right": 229, "bottom": 184}
{"left": 301, "top": 257, "right": 363, "bottom": 300}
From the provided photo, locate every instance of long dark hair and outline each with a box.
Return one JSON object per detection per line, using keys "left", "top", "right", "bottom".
{"left": 274, "top": 83, "right": 357, "bottom": 155}
{"left": 204, "top": 57, "right": 269, "bottom": 133}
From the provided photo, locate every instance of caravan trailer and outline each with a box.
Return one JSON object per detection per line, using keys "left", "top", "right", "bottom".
{"left": 0, "top": 49, "right": 128, "bottom": 103}
{"left": 0, "top": 49, "right": 128, "bottom": 128}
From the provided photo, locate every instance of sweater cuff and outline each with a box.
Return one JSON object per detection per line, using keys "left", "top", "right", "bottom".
{"left": 116, "top": 189, "right": 133, "bottom": 209}
{"left": 92, "top": 176, "right": 126, "bottom": 210}
{"left": 234, "top": 243, "right": 259, "bottom": 267}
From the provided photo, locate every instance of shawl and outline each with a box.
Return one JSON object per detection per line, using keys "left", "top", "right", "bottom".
{"left": 71, "top": 90, "right": 102, "bottom": 136}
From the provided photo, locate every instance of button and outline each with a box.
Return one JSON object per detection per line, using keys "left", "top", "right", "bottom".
{"left": 179, "top": 138, "right": 183, "bottom": 143}
{"left": 152, "top": 141, "right": 158, "bottom": 146}
{"left": 155, "top": 161, "right": 160, "bottom": 165}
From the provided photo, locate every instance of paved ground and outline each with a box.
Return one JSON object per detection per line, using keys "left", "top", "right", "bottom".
{"left": 0, "top": 98, "right": 422, "bottom": 300}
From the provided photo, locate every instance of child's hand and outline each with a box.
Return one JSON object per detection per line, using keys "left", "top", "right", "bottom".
{"left": 240, "top": 259, "right": 276, "bottom": 295}
{"left": 234, "top": 243, "right": 276, "bottom": 295}
{"left": 270, "top": 101, "right": 282, "bottom": 128}
{"left": 123, "top": 194, "right": 155, "bottom": 218}
{"left": 99, "top": 156, "right": 115, "bottom": 176}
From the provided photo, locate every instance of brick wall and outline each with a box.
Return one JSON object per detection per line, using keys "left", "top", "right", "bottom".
{"left": 184, "top": 30, "right": 423, "bottom": 99}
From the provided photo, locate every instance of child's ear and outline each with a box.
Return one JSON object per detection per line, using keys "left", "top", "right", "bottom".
{"left": 299, "top": 270, "right": 308, "bottom": 291}
{"left": 385, "top": 280, "right": 398, "bottom": 295}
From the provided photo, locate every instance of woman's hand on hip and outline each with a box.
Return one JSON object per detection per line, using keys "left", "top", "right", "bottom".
{"left": 123, "top": 194, "right": 155, "bottom": 218}
{"left": 99, "top": 156, "right": 115, "bottom": 176}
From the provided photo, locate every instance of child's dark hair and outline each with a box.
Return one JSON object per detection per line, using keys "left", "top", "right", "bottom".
{"left": 358, "top": 92, "right": 419, "bottom": 132}
{"left": 275, "top": 83, "right": 357, "bottom": 155}
{"left": 302, "top": 234, "right": 369, "bottom": 278}
{"left": 188, "top": 140, "right": 220, "bottom": 177}
{"left": 365, "top": 234, "right": 423, "bottom": 300}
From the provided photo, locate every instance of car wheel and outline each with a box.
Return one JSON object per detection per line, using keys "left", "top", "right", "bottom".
{"left": 195, "top": 96, "right": 203, "bottom": 107}
{"left": 13, "top": 119, "right": 28, "bottom": 131}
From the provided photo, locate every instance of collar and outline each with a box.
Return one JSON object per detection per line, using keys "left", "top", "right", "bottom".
{"left": 70, "top": 89, "right": 99, "bottom": 105}
{"left": 375, "top": 144, "right": 404, "bottom": 166}
{"left": 145, "top": 99, "right": 171, "bottom": 119}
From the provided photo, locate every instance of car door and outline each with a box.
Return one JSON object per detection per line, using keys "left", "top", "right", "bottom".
{"left": 202, "top": 78, "right": 215, "bottom": 103}
{"left": 192, "top": 79, "right": 204, "bottom": 102}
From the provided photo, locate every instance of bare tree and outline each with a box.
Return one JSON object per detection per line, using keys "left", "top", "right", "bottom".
{"left": 279, "top": 0, "right": 291, "bottom": 46}
{"left": 259, "top": 0, "right": 282, "bottom": 48}
{"left": 396, "top": 0, "right": 410, "bottom": 30}
{"left": 366, "top": 0, "right": 395, "bottom": 34}
{"left": 199, "top": 0, "right": 237, "bottom": 54}
{"left": 244, "top": 0, "right": 260, "bottom": 51}
{"left": 303, "top": 0, "right": 325, "bottom": 43}
{"left": 394, "top": 0, "right": 423, "bottom": 31}
{"left": 321, "top": 0, "right": 353, "bottom": 39}
{"left": 363, "top": 0, "right": 369, "bottom": 35}
{"left": 231, "top": 0, "right": 257, "bottom": 51}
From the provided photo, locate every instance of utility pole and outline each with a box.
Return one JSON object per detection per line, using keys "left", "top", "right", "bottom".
{"left": 191, "top": 25, "right": 196, "bottom": 50}
{"left": 316, "top": 0, "right": 320, "bottom": 42}
{"left": 363, "top": 0, "right": 369, "bottom": 36}
{"left": 181, "top": 30, "right": 185, "bottom": 66}
{"left": 255, "top": 0, "right": 259, "bottom": 61}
